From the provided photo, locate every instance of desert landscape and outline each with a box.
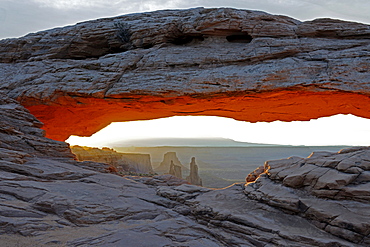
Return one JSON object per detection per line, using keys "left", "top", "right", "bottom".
{"left": 0, "top": 6, "right": 369, "bottom": 246}
{"left": 114, "top": 142, "right": 350, "bottom": 188}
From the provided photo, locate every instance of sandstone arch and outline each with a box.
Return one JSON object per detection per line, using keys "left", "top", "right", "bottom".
{"left": 1, "top": 8, "right": 370, "bottom": 246}
{"left": 0, "top": 8, "right": 369, "bottom": 141}
{"left": 24, "top": 90, "right": 370, "bottom": 141}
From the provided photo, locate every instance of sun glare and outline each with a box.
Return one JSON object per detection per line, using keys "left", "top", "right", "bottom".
{"left": 65, "top": 114, "right": 370, "bottom": 148}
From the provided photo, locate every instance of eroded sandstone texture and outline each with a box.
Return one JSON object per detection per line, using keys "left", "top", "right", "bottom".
{"left": 245, "top": 149, "right": 370, "bottom": 244}
{"left": 169, "top": 160, "right": 183, "bottom": 179}
{"left": 186, "top": 157, "right": 203, "bottom": 186}
{"left": 1, "top": 7, "right": 370, "bottom": 246}
{"left": 1, "top": 93, "right": 368, "bottom": 246}
{"left": 71, "top": 145, "right": 154, "bottom": 175}
{"left": 0, "top": 8, "right": 369, "bottom": 141}
{"left": 156, "top": 152, "right": 188, "bottom": 174}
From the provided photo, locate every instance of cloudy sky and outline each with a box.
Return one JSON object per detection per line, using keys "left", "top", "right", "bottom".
{"left": 1, "top": 0, "right": 370, "bottom": 39}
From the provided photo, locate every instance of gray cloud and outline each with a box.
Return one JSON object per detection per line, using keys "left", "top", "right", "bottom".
{"left": 0, "top": 7, "right": 6, "bottom": 22}
{"left": 1, "top": 0, "right": 369, "bottom": 39}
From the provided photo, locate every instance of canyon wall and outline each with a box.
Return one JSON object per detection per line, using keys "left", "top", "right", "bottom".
{"left": 71, "top": 146, "right": 153, "bottom": 174}
{"left": 0, "top": 8, "right": 368, "bottom": 140}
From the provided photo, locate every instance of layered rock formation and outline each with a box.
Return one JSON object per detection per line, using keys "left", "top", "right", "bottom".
{"left": 168, "top": 160, "right": 183, "bottom": 178}
{"left": 71, "top": 145, "right": 154, "bottom": 174}
{"left": 0, "top": 8, "right": 368, "bottom": 140}
{"left": 244, "top": 148, "right": 370, "bottom": 244}
{"left": 156, "top": 152, "right": 188, "bottom": 174}
{"left": 186, "top": 157, "right": 203, "bottom": 186}
{"left": 1, "top": 7, "right": 370, "bottom": 246}
{"left": 0, "top": 79, "right": 368, "bottom": 246}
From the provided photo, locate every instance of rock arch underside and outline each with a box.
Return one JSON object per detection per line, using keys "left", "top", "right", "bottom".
{"left": 0, "top": 8, "right": 370, "bottom": 246}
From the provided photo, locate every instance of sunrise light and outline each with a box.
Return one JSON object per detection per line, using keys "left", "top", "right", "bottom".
{"left": 66, "top": 114, "right": 370, "bottom": 147}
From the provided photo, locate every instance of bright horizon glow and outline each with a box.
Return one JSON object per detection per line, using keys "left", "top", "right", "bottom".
{"left": 66, "top": 114, "right": 370, "bottom": 148}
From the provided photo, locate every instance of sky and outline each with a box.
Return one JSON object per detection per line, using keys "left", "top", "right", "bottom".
{"left": 2, "top": 1, "right": 370, "bottom": 146}
{"left": 66, "top": 114, "right": 370, "bottom": 147}
{"left": 1, "top": 0, "right": 370, "bottom": 39}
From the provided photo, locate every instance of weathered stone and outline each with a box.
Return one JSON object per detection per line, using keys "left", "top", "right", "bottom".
{"left": 354, "top": 171, "right": 370, "bottom": 183}
{"left": 186, "top": 157, "right": 202, "bottom": 186}
{"left": 265, "top": 156, "right": 304, "bottom": 180}
{"left": 168, "top": 160, "right": 183, "bottom": 179}
{"left": 156, "top": 152, "right": 187, "bottom": 174}
{"left": 307, "top": 151, "right": 334, "bottom": 159}
{"left": 1, "top": 8, "right": 370, "bottom": 246}
{"left": 282, "top": 163, "right": 318, "bottom": 187}
{"left": 245, "top": 165, "right": 265, "bottom": 183}
{"left": 337, "top": 183, "right": 370, "bottom": 201}
{"left": 245, "top": 146, "right": 370, "bottom": 245}
{"left": 313, "top": 169, "right": 358, "bottom": 190}
{"left": 0, "top": 8, "right": 369, "bottom": 141}
{"left": 0, "top": 92, "right": 364, "bottom": 245}
{"left": 0, "top": 93, "right": 74, "bottom": 159}
{"left": 127, "top": 174, "right": 189, "bottom": 187}
{"left": 71, "top": 145, "right": 154, "bottom": 174}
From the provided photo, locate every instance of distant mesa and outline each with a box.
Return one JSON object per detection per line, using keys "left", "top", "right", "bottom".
{"left": 71, "top": 145, "right": 154, "bottom": 175}
{"left": 158, "top": 152, "right": 203, "bottom": 186}
{"left": 155, "top": 152, "right": 188, "bottom": 173}
{"left": 110, "top": 137, "right": 279, "bottom": 147}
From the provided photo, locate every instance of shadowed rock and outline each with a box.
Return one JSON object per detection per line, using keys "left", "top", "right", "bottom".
{"left": 244, "top": 148, "right": 370, "bottom": 244}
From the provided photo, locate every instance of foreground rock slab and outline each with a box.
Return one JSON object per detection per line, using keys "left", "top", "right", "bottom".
{"left": 0, "top": 93, "right": 367, "bottom": 246}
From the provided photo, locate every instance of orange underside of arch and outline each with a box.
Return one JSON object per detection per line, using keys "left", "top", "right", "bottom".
{"left": 24, "top": 90, "right": 370, "bottom": 142}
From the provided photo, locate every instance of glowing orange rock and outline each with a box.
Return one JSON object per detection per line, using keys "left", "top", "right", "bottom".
{"left": 24, "top": 90, "right": 370, "bottom": 141}
{"left": 0, "top": 8, "right": 367, "bottom": 141}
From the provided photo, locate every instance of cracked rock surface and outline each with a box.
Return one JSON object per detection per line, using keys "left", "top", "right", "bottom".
{"left": 1, "top": 8, "right": 369, "bottom": 99}
{"left": 1, "top": 8, "right": 370, "bottom": 246}
{"left": 245, "top": 148, "right": 370, "bottom": 244}
{"left": 0, "top": 88, "right": 368, "bottom": 246}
